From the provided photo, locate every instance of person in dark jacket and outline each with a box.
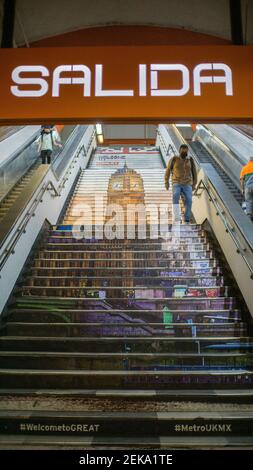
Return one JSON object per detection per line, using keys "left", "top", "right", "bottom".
{"left": 164, "top": 144, "right": 197, "bottom": 224}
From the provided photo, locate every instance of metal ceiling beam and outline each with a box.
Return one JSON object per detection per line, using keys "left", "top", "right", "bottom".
{"left": 1, "top": 0, "right": 16, "bottom": 48}
{"left": 229, "top": 0, "right": 243, "bottom": 45}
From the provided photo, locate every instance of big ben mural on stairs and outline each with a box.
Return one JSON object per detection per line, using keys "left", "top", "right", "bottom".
{"left": 102, "top": 162, "right": 146, "bottom": 292}
{"left": 107, "top": 162, "right": 145, "bottom": 218}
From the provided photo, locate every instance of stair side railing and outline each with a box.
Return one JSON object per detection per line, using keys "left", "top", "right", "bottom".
{"left": 156, "top": 125, "right": 177, "bottom": 167}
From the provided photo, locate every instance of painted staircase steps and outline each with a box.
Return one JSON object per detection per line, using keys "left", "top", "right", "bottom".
{"left": 1, "top": 151, "right": 253, "bottom": 445}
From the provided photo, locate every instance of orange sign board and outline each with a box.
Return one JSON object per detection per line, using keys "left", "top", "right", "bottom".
{"left": 0, "top": 45, "right": 253, "bottom": 123}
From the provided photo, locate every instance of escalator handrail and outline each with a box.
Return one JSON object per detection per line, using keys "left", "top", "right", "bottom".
{"left": 0, "top": 127, "right": 96, "bottom": 272}
{"left": 0, "top": 126, "right": 25, "bottom": 143}
{"left": 194, "top": 178, "right": 253, "bottom": 277}
{"left": 51, "top": 125, "right": 86, "bottom": 179}
{"left": 0, "top": 125, "right": 79, "bottom": 173}
{"left": 0, "top": 129, "right": 40, "bottom": 172}
{"left": 200, "top": 124, "right": 246, "bottom": 167}
{"left": 230, "top": 125, "right": 253, "bottom": 142}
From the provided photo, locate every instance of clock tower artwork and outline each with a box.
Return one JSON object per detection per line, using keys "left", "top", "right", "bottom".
{"left": 106, "top": 162, "right": 145, "bottom": 224}
{"left": 104, "top": 163, "right": 146, "bottom": 290}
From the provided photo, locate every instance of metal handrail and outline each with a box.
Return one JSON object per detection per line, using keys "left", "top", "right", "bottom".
{"left": 156, "top": 129, "right": 176, "bottom": 167}
{"left": 194, "top": 178, "right": 253, "bottom": 278}
{"left": 51, "top": 125, "right": 83, "bottom": 179}
{"left": 0, "top": 128, "right": 96, "bottom": 274}
{"left": 0, "top": 181, "right": 55, "bottom": 274}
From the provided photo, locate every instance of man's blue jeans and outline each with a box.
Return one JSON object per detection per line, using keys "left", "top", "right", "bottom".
{"left": 245, "top": 184, "right": 253, "bottom": 217}
{"left": 172, "top": 183, "right": 192, "bottom": 222}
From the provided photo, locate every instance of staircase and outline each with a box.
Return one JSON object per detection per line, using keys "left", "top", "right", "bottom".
{"left": 0, "top": 147, "right": 253, "bottom": 448}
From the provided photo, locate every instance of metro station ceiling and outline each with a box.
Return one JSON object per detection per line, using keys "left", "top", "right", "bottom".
{"left": 0, "top": 0, "right": 252, "bottom": 46}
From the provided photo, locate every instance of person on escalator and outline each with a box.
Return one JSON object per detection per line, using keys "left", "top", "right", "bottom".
{"left": 164, "top": 144, "right": 197, "bottom": 224}
{"left": 240, "top": 156, "right": 253, "bottom": 221}
{"left": 37, "top": 125, "right": 62, "bottom": 164}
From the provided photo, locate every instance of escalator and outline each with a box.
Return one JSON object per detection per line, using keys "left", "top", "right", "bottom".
{"left": 0, "top": 125, "right": 83, "bottom": 235}
{"left": 231, "top": 125, "right": 253, "bottom": 140}
{"left": 0, "top": 161, "right": 40, "bottom": 222}
{"left": 0, "top": 145, "right": 252, "bottom": 446}
{"left": 0, "top": 126, "right": 25, "bottom": 143}
{"left": 189, "top": 140, "right": 243, "bottom": 205}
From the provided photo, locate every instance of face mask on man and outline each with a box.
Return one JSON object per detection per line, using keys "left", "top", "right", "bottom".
{"left": 180, "top": 150, "right": 188, "bottom": 158}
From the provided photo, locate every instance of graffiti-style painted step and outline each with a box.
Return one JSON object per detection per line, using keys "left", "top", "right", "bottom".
{"left": 1, "top": 387, "right": 253, "bottom": 402}
{"left": 1, "top": 350, "right": 252, "bottom": 374}
{"left": 31, "top": 260, "right": 219, "bottom": 270}
{"left": 45, "top": 243, "right": 213, "bottom": 253}
{"left": 47, "top": 237, "right": 210, "bottom": 245}
{"left": 7, "top": 308, "right": 242, "bottom": 324}
{"left": 21, "top": 275, "right": 225, "bottom": 287}
{"left": 1, "top": 336, "right": 253, "bottom": 355}
{"left": 51, "top": 225, "right": 203, "bottom": 231}
{"left": 11, "top": 296, "right": 237, "bottom": 312}
{"left": 1, "top": 322, "right": 247, "bottom": 338}
{"left": 36, "top": 251, "right": 214, "bottom": 261}
{"left": 43, "top": 244, "right": 212, "bottom": 252}
{"left": 18, "top": 285, "right": 230, "bottom": 299}
{"left": 27, "top": 267, "right": 224, "bottom": 277}
{"left": 0, "top": 368, "right": 253, "bottom": 389}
